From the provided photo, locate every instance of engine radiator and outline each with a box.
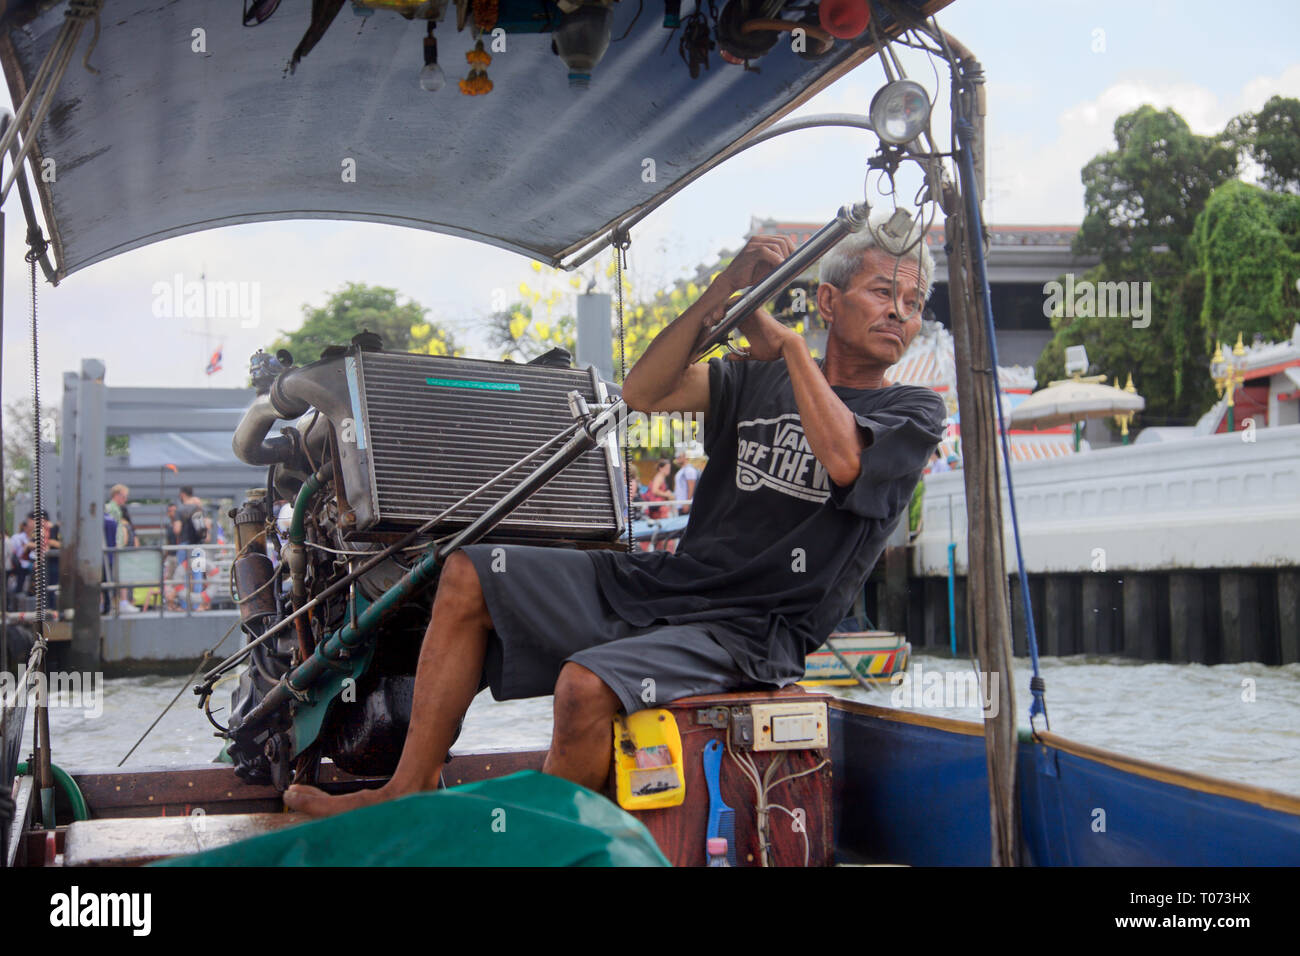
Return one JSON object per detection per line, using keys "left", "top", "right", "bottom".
{"left": 342, "top": 350, "right": 623, "bottom": 542}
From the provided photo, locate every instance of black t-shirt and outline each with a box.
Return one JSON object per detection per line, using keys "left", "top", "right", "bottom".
{"left": 177, "top": 502, "right": 208, "bottom": 545}
{"left": 588, "top": 356, "right": 947, "bottom": 685}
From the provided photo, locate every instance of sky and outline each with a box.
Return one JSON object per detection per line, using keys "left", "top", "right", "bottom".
{"left": 2, "top": 0, "right": 1298, "bottom": 413}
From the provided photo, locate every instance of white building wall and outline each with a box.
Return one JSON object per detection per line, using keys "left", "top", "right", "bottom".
{"left": 914, "top": 424, "right": 1300, "bottom": 574}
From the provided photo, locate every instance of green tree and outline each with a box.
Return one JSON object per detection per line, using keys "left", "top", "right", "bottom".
{"left": 1193, "top": 179, "right": 1300, "bottom": 348}
{"left": 1074, "top": 106, "right": 1237, "bottom": 269}
{"left": 1033, "top": 271, "right": 1216, "bottom": 427}
{"left": 3, "top": 399, "right": 58, "bottom": 532}
{"left": 1041, "top": 105, "right": 1239, "bottom": 426}
{"left": 271, "top": 282, "right": 459, "bottom": 362}
{"left": 1227, "top": 95, "right": 1300, "bottom": 195}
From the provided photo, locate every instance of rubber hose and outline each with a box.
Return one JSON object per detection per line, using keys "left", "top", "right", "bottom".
{"left": 15, "top": 761, "right": 90, "bottom": 821}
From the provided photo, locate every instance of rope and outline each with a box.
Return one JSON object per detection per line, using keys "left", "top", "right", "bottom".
{"left": 954, "top": 105, "right": 1049, "bottom": 733}
{"left": 614, "top": 236, "right": 633, "bottom": 554}
{"left": 65, "top": 0, "right": 104, "bottom": 73}
{"left": 118, "top": 618, "right": 242, "bottom": 767}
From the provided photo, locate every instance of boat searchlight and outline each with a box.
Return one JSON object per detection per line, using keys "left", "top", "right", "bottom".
{"left": 868, "top": 79, "right": 931, "bottom": 145}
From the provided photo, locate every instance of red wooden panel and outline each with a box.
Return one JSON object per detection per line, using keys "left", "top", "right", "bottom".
{"left": 624, "top": 689, "right": 834, "bottom": 867}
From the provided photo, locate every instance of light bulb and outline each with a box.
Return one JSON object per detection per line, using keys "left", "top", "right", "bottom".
{"left": 419, "top": 62, "right": 445, "bottom": 92}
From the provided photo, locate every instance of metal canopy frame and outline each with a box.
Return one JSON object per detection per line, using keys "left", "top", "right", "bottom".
{"left": 0, "top": 0, "right": 951, "bottom": 281}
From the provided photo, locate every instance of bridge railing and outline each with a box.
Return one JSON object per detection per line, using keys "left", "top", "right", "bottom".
{"left": 98, "top": 542, "right": 239, "bottom": 617}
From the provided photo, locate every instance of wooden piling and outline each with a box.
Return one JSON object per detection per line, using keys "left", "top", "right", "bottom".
{"left": 1219, "top": 572, "right": 1262, "bottom": 664}
{"left": 1169, "top": 572, "right": 1210, "bottom": 664}
{"left": 1122, "top": 575, "right": 1161, "bottom": 660}
{"left": 1081, "top": 574, "right": 1123, "bottom": 655}
{"left": 1043, "top": 574, "right": 1079, "bottom": 657}
{"left": 1278, "top": 570, "right": 1299, "bottom": 665}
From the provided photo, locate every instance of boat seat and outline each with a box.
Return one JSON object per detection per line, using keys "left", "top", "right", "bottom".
{"left": 63, "top": 812, "right": 306, "bottom": 867}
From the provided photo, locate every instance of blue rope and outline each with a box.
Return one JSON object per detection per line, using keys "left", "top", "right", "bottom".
{"left": 954, "top": 112, "right": 1049, "bottom": 733}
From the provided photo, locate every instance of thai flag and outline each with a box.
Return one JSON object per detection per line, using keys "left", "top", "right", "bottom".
{"left": 206, "top": 346, "right": 223, "bottom": 376}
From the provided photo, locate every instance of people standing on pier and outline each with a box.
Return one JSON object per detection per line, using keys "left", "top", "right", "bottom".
{"left": 106, "top": 484, "right": 137, "bottom": 613}
{"left": 175, "top": 487, "right": 210, "bottom": 610}
{"left": 673, "top": 449, "right": 699, "bottom": 515}
{"left": 43, "top": 515, "right": 61, "bottom": 595}
{"left": 162, "top": 502, "right": 180, "bottom": 607}
{"left": 7, "top": 514, "right": 33, "bottom": 605}
{"left": 644, "top": 458, "right": 673, "bottom": 519}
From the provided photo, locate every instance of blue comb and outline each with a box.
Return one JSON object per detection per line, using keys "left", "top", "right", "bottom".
{"left": 703, "top": 739, "right": 737, "bottom": 866}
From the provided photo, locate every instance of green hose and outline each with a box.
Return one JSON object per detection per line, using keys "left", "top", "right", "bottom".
{"left": 16, "top": 761, "right": 91, "bottom": 821}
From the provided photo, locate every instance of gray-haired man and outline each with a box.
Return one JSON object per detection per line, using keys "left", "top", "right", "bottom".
{"left": 285, "top": 212, "right": 947, "bottom": 817}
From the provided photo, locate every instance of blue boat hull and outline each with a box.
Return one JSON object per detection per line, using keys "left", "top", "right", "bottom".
{"left": 830, "top": 701, "right": 1300, "bottom": 866}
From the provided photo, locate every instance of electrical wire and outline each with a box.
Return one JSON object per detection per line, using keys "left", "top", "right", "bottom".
{"left": 766, "top": 803, "right": 811, "bottom": 866}
{"left": 232, "top": 556, "right": 286, "bottom": 606}
{"left": 767, "top": 756, "right": 830, "bottom": 790}
{"left": 302, "top": 408, "right": 321, "bottom": 473}
{"left": 302, "top": 540, "right": 380, "bottom": 559}
{"left": 613, "top": 0, "right": 643, "bottom": 41}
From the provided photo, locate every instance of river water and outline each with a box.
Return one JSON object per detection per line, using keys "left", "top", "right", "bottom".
{"left": 29, "top": 653, "right": 1300, "bottom": 796}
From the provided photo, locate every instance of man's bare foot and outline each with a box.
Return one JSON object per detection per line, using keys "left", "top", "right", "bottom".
{"left": 282, "top": 782, "right": 397, "bottom": 818}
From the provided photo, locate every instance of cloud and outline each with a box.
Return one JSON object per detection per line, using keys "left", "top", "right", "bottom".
{"left": 985, "top": 63, "right": 1300, "bottom": 224}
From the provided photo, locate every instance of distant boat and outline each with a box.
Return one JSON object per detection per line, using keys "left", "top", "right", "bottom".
{"left": 800, "top": 631, "right": 910, "bottom": 687}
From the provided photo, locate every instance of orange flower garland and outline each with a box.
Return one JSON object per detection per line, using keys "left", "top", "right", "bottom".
{"left": 472, "top": 0, "right": 498, "bottom": 31}
{"left": 459, "top": 41, "right": 493, "bottom": 95}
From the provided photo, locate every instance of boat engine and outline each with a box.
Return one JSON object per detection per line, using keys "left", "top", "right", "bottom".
{"left": 220, "top": 332, "right": 625, "bottom": 786}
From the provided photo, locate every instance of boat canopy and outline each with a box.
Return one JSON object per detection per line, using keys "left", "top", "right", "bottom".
{"left": 0, "top": 0, "right": 949, "bottom": 281}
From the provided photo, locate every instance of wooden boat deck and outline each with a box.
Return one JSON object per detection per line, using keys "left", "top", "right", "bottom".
{"left": 63, "top": 813, "right": 306, "bottom": 867}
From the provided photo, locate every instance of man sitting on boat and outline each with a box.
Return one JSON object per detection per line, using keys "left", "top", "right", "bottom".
{"left": 285, "top": 215, "right": 947, "bottom": 816}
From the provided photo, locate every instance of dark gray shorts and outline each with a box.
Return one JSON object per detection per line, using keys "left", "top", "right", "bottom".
{"left": 459, "top": 544, "right": 755, "bottom": 714}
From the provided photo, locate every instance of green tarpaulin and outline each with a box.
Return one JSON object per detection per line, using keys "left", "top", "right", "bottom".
{"left": 153, "top": 771, "right": 670, "bottom": 867}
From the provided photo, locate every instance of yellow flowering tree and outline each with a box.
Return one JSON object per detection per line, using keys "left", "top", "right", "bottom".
{"left": 409, "top": 319, "right": 460, "bottom": 357}
{"left": 488, "top": 251, "right": 820, "bottom": 456}
{"left": 487, "top": 261, "right": 587, "bottom": 361}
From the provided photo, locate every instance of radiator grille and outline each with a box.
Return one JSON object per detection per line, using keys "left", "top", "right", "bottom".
{"left": 352, "top": 351, "right": 620, "bottom": 540}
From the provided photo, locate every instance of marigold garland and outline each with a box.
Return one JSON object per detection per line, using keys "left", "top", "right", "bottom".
{"left": 459, "top": 40, "right": 493, "bottom": 95}
{"left": 459, "top": 68, "right": 493, "bottom": 95}
{"left": 466, "top": 40, "right": 491, "bottom": 67}
{"left": 472, "top": 0, "right": 498, "bottom": 31}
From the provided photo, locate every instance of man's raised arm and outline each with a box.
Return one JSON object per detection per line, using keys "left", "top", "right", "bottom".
{"left": 621, "top": 236, "right": 796, "bottom": 414}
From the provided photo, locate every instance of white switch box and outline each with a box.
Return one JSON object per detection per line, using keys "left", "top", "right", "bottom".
{"left": 750, "top": 701, "right": 829, "bottom": 751}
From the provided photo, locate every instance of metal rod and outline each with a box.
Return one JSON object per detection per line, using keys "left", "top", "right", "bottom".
{"left": 0, "top": 112, "right": 56, "bottom": 282}
{"left": 690, "top": 202, "right": 869, "bottom": 361}
{"left": 433, "top": 403, "right": 620, "bottom": 559}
